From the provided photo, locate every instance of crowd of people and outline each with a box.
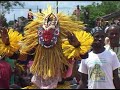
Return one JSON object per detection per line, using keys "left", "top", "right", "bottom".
{"left": 0, "top": 5, "right": 120, "bottom": 89}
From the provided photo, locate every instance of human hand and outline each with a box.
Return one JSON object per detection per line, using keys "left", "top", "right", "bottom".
{"left": 0, "top": 27, "right": 10, "bottom": 45}
{"left": 65, "top": 31, "right": 80, "bottom": 48}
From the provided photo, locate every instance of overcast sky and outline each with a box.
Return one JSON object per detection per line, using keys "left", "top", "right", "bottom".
{"left": 4, "top": 1, "right": 102, "bottom": 22}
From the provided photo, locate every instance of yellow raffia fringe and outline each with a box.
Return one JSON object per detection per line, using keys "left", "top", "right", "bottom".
{"left": 22, "top": 81, "right": 71, "bottom": 89}
{"left": 62, "top": 30, "right": 94, "bottom": 60}
{"left": 30, "top": 38, "right": 70, "bottom": 79}
{"left": 19, "top": 5, "right": 88, "bottom": 78}
{"left": 0, "top": 28, "right": 23, "bottom": 56}
{"left": 15, "top": 63, "right": 25, "bottom": 72}
{"left": 56, "top": 81, "right": 71, "bottom": 89}
{"left": 22, "top": 84, "right": 39, "bottom": 89}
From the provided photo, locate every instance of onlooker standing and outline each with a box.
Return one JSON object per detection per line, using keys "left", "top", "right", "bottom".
{"left": 39, "top": 9, "right": 42, "bottom": 13}
{"left": 73, "top": 5, "right": 81, "bottom": 21}
{"left": 104, "top": 21, "right": 110, "bottom": 33}
{"left": 105, "top": 25, "right": 120, "bottom": 59}
{"left": 18, "top": 17, "right": 26, "bottom": 35}
{"left": 5, "top": 57, "right": 16, "bottom": 86}
{"left": 13, "top": 19, "right": 19, "bottom": 31}
{"left": 105, "top": 24, "right": 120, "bottom": 74}
{"left": 77, "top": 28, "right": 120, "bottom": 89}
{"left": 0, "top": 56, "right": 12, "bottom": 89}
{"left": 28, "top": 9, "right": 34, "bottom": 21}
{"left": 84, "top": 8, "right": 89, "bottom": 24}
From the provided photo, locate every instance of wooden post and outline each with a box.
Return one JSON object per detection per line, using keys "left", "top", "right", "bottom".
{"left": 14, "top": 14, "right": 15, "bottom": 21}
{"left": 37, "top": 6, "right": 38, "bottom": 12}
{"left": 56, "top": 1, "right": 58, "bottom": 14}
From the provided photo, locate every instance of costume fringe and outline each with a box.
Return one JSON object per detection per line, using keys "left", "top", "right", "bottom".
{"left": 0, "top": 28, "right": 23, "bottom": 56}
{"left": 20, "top": 6, "right": 87, "bottom": 78}
{"left": 30, "top": 37, "right": 70, "bottom": 78}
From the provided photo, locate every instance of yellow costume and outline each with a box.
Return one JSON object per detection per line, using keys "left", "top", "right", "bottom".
{"left": 0, "top": 28, "right": 23, "bottom": 56}
{"left": 19, "top": 5, "right": 93, "bottom": 89}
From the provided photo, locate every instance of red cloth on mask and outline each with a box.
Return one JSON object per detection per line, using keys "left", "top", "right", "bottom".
{"left": 0, "top": 61, "right": 12, "bottom": 89}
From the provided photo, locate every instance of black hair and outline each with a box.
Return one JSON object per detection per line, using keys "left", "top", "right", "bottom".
{"left": 106, "top": 24, "right": 120, "bottom": 34}
{"left": 77, "top": 5, "right": 80, "bottom": 9}
{"left": 91, "top": 27, "right": 104, "bottom": 36}
{"left": 29, "top": 9, "right": 32, "bottom": 11}
{"left": 39, "top": 9, "right": 42, "bottom": 13}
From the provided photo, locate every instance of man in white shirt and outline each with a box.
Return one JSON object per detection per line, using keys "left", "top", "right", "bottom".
{"left": 77, "top": 27, "right": 120, "bottom": 89}
{"left": 104, "top": 25, "right": 120, "bottom": 75}
{"left": 105, "top": 25, "right": 120, "bottom": 60}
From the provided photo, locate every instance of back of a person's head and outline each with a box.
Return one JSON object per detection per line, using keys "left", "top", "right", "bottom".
{"left": 77, "top": 5, "right": 79, "bottom": 9}
{"left": 105, "top": 21, "right": 109, "bottom": 26}
{"left": 91, "top": 26, "right": 104, "bottom": 36}
{"left": 96, "top": 17, "right": 101, "bottom": 21}
{"left": 39, "top": 9, "right": 42, "bottom": 13}
{"left": 106, "top": 24, "right": 120, "bottom": 34}
{"left": 29, "top": 9, "right": 32, "bottom": 11}
{"left": 14, "top": 20, "right": 17, "bottom": 22}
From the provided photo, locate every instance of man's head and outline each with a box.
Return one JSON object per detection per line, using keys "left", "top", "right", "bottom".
{"left": 77, "top": 5, "right": 79, "bottom": 9}
{"left": 29, "top": 9, "right": 32, "bottom": 11}
{"left": 91, "top": 27, "right": 106, "bottom": 48}
{"left": 39, "top": 9, "right": 42, "bottom": 13}
{"left": 95, "top": 18, "right": 102, "bottom": 27}
{"left": 106, "top": 25, "right": 120, "bottom": 47}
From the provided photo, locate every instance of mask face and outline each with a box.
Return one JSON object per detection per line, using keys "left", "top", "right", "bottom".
{"left": 38, "top": 13, "right": 60, "bottom": 48}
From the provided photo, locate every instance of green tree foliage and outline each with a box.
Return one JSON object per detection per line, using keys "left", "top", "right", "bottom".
{"left": 0, "top": 1, "right": 24, "bottom": 13}
{"left": 0, "top": 1, "right": 24, "bottom": 27}
{"left": 79, "top": 1, "right": 120, "bottom": 28}
{"left": 0, "top": 14, "right": 8, "bottom": 27}
{"left": 8, "top": 20, "right": 14, "bottom": 27}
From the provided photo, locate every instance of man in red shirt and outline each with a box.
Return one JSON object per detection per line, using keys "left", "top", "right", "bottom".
{"left": 0, "top": 57, "right": 12, "bottom": 89}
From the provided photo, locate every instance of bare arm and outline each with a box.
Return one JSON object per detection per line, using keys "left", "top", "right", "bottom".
{"left": 71, "top": 60, "right": 80, "bottom": 83}
{"left": 77, "top": 72, "right": 88, "bottom": 89}
{"left": 113, "top": 68, "right": 120, "bottom": 89}
{"left": 65, "top": 31, "right": 80, "bottom": 48}
{"left": 72, "top": 53, "right": 88, "bottom": 83}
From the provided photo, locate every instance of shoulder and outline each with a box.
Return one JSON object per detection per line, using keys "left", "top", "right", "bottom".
{"left": 88, "top": 51, "right": 94, "bottom": 56}
{"left": 0, "top": 61, "right": 11, "bottom": 67}
{"left": 105, "top": 49, "right": 117, "bottom": 56}
{"left": 104, "top": 44, "right": 111, "bottom": 50}
{"left": 80, "top": 59, "right": 87, "bottom": 66}
{"left": 81, "top": 51, "right": 93, "bottom": 62}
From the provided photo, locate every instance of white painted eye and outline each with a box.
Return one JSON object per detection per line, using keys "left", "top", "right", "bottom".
{"left": 38, "top": 30, "right": 43, "bottom": 36}
{"left": 55, "top": 30, "right": 58, "bottom": 35}
{"left": 54, "top": 28, "right": 59, "bottom": 35}
{"left": 38, "top": 26, "right": 44, "bottom": 36}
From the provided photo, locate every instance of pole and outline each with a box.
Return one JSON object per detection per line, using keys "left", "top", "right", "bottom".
{"left": 14, "top": 14, "right": 15, "bottom": 21}
{"left": 56, "top": 1, "right": 58, "bottom": 14}
{"left": 0, "top": 4, "right": 2, "bottom": 27}
{"left": 1, "top": 6, "right": 3, "bottom": 15}
{"left": 0, "top": 3, "right": 2, "bottom": 15}
{"left": 37, "top": 6, "right": 38, "bottom": 12}
{"left": 68, "top": 10, "right": 69, "bottom": 15}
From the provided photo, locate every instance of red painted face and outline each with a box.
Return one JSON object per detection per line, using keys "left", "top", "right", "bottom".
{"left": 43, "top": 29, "right": 54, "bottom": 43}
{"left": 38, "top": 13, "right": 59, "bottom": 48}
{"left": 38, "top": 26, "right": 59, "bottom": 48}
